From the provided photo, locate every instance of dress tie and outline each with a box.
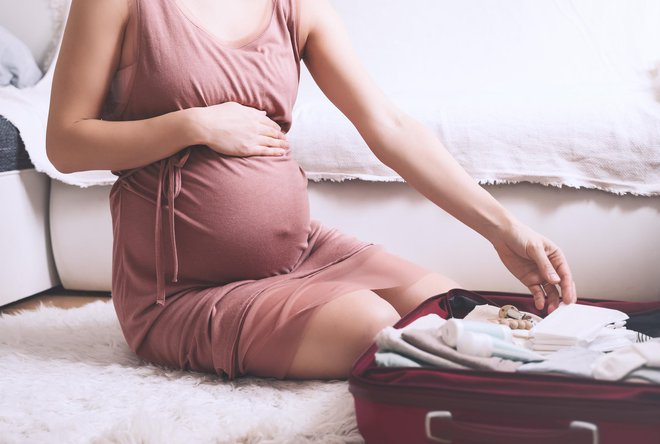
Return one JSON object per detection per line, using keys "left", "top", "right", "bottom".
{"left": 154, "top": 148, "right": 192, "bottom": 306}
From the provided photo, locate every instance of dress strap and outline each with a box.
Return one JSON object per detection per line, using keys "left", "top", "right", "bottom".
{"left": 283, "top": 0, "right": 302, "bottom": 61}
{"left": 154, "top": 147, "right": 192, "bottom": 306}
{"left": 114, "top": 148, "right": 192, "bottom": 306}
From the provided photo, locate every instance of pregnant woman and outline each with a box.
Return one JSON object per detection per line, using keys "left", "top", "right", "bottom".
{"left": 46, "top": 0, "right": 576, "bottom": 380}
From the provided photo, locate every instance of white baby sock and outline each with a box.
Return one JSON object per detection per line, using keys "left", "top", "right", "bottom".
{"left": 593, "top": 339, "right": 660, "bottom": 380}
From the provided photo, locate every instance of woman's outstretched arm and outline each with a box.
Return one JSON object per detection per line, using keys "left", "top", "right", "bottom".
{"left": 47, "top": 0, "right": 287, "bottom": 174}
{"left": 298, "top": 0, "right": 577, "bottom": 311}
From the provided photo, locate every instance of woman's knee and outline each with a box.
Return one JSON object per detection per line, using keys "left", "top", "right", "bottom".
{"left": 286, "top": 289, "right": 400, "bottom": 379}
{"left": 310, "top": 290, "right": 400, "bottom": 351}
{"left": 375, "top": 271, "right": 461, "bottom": 316}
{"left": 340, "top": 290, "right": 400, "bottom": 347}
{"left": 413, "top": 272, "right": 462, "bottom": 295}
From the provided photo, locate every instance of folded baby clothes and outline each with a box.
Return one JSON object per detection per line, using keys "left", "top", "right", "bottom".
{"left": 375, "top": 326, "right": 468, "bottom": 370}
{"left": 586, "top": 327, "right": 638, "bottom": 352}
{"left": 375, "top": 351, "right": 425, "bottom": 368}
{"left": 624, "top": 368, "right": 660, "bottom": 385}
{"left": 531, "top": 327, "right": 638, "bottom": 353}
{"left": 516, "top": 348, "right": 603, "bottom": 378}
{"left": 401, "top": 328, "right": 521, "bottom": 372}
{"left": 463, "top": 305, "right": 502, "bottom": 323}
{"left": 592, "top": 339, "right": 660, "bottom": 381}
{"left": 395, "top": 313, "right": 447, "bottom": 337}
{"left": 531, "top": 303, "right": 629, "bottom": 351}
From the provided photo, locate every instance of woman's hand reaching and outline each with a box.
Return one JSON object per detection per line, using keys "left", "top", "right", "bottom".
{"left": 490, "top": 221, "right": 577, "bottom": 313}
{"left": 188, "top": 102, "right": 289, "bottom": 157}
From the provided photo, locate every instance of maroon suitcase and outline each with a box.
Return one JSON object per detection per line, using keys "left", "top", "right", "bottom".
{"left": 349, "top": 289, "right": 660, "bottom": 444}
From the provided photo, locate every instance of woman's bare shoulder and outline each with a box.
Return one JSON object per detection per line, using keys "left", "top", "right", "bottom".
{"left": 66, "top": 0, "right": 131, "bottom": 30}
{"left": 297, "top": 0, "right": 340, "bottom": 59}
{"left": 60, "top": 0, "right": 131, "bottom": 59}
{"left": 296, "top": 0, "right": 315, "bottom": 59}
{"left": 49, "top": 0, "right": 132, "bottom": 124}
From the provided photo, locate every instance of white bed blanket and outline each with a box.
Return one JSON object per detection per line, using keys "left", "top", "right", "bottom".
{"left": 0, "top": 60, "right": 116, "bottom": 187}
{"left": 1, "top": 0, "right": 659, "bottom": 195}
{"left": 287, "top": 0, "right": 660, "bottom": 195}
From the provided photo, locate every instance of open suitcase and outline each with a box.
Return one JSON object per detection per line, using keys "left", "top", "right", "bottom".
{"left": 349, "top": 289, "right": 660, "bottom": 444}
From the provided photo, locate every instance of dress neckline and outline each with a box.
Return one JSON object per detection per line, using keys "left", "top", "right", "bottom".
{"left": 168, "top": 0, "right": 278, "bottom": 50}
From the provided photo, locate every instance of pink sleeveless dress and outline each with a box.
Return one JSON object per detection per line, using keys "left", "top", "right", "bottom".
{"left": 103, "top": 0, "right": 432, "bottom": 379}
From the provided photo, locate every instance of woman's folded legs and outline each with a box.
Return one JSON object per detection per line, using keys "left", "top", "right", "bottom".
{"left": 242, "top": 271, "right": 461, "bottom": 379}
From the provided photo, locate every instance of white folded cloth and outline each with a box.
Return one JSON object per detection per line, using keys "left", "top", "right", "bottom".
{"left": 530, "top": 303, "right": 629, "bottom": 350}
{"left": 396, "top": 313, "right": 447, "bottom": 335}
{"left": 517, "top": 348, "right": 603, "bottom": 378}
{"left": 625, "top": 368, "right": 660, "bottom": 385}
{"left": 531, "top": 327, "right": 637, "bottom": 353}
{"left": 593, "top": 339, "right": 660, "bottom": 381}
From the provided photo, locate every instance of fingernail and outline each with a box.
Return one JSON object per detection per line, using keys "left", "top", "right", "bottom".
{"left": 550, "top": 272, "right": 560, "bottom": 281}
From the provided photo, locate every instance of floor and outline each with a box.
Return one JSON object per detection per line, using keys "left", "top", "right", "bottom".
{"left": 0, "top": 286, "right": 110, "bottom": 316}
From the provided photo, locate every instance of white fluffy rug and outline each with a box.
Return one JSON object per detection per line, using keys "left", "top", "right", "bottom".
{"left": 0, "top": 300, "right": 364, "bottom": 443}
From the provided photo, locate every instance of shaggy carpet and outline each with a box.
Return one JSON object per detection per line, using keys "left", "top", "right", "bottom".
{"left": 0, "top": 300, "right": 364, "bottom": 443}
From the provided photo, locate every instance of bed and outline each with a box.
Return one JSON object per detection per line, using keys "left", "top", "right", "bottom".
{"left": 1, "top": 0, "right": 659, "bottom": 306}
{"left": 0, "top": 117, "right": 58, "bottom": 306}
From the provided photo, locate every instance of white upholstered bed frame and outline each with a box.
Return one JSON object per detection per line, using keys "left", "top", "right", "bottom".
{"left": 49, "top": 179, "right": 660, "bottom": 302}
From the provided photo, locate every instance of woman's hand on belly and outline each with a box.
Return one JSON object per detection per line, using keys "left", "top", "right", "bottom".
{"left": 186, "top": 102, "right": 289, "bottom": 157}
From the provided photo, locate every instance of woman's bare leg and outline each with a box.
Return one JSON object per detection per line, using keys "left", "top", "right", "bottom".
{"left": 277, "top": 273, "right": 460, "bottom": 379}
{"left": 373, "top": 272, "right": 461, "bottom": 316}
{"left": 285, "top": 289, "right": 400, "bottom": 379}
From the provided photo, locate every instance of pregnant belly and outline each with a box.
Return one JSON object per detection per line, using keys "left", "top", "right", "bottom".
{"left": 172, "top": 146, "right": 311, "bottom": 284}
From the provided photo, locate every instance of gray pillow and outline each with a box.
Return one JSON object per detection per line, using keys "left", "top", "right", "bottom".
{"left": 0, "top": 25, "right": 43, "bottom": 88}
